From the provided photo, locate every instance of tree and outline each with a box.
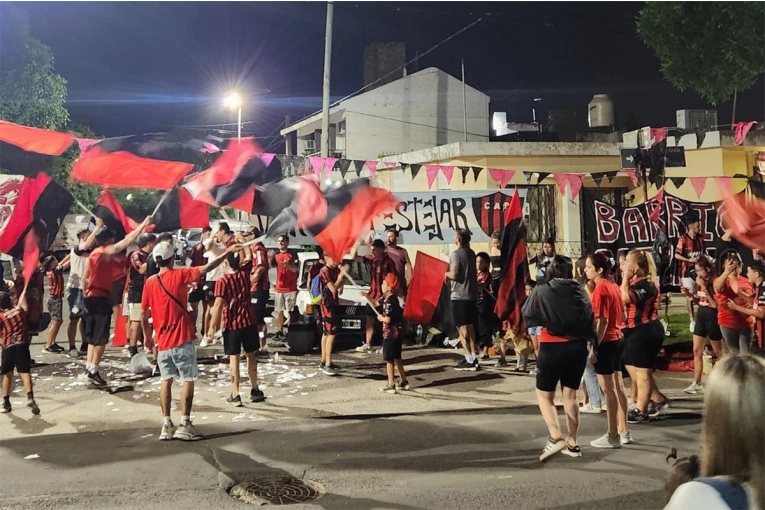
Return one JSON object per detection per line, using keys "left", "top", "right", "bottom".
{"left": 637, "top": 2, "right": 765, "bottom": 123}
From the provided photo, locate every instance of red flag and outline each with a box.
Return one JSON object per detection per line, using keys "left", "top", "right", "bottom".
{"left": 403, "top": 252, "right": 449, "bottom": 323}
{"left": 93, "top": 190, "right": 139, "bottom": 241}
{"left": 151, "top": 188, "right": 210, "bottom": 232}
{"left": 0, "top": 121, "right": 75, "bottom": 176}
{"left": 72, "top": 149, "right": 193, "bottom": 189}
{"left": 719, "top": 189, "right": 765, "bottom": 253}
{"left": 494, "top": 189, "right": 530, "bottom": 329}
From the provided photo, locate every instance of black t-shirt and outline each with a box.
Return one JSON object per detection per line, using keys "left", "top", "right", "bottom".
{"left": 378, "top": 294, "right": 403, "bottom": 341}
{"left": 146, "top": 254, "right": 159, "bottom": 279}
{"left": 127, "top": 249, "right": 148, "bottom": 303}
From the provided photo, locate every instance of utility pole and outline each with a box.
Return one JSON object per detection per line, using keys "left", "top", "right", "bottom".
{"left": 321, "top": 1, "right": 334, "bottom": 157}
{"left": 461, "top": 59, "right": 468, "bottom": 142}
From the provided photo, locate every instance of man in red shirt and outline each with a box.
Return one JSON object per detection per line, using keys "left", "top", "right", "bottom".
{"left": 42, "top": 255, "right": 66, "bottom": 354}
{"left": 141, "top": 240, "right": 233, "bottom": 441}
{"left": 244, "top": 228, "right": 269, "bottom": 352}
{"left": 675, "top": 212, "right": 705, "bottom": 330}
{"left": 271, "top": 235, "right": 298, "bottom": 342}
{"left": 0, "top": 283, "right": 39, "bottom": 415}
{"left": 208, "top": 242, "right": 266, "bottom": 406}
{"left": 354, "top": 239, "right": 396, "bottom": 353}
{"left": 82, "top": 217, "right": 152, "bottom": 386}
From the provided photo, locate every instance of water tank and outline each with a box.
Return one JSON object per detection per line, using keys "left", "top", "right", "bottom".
{"left": 588, "top": 94, "right": 614, "bottom": 128}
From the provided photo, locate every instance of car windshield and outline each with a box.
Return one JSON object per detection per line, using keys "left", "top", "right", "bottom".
{"left": 299, "top": 258, "right": 371, "bottom": 288}
{"left": 187, "top": 231, "right": 201, "bottom": 242}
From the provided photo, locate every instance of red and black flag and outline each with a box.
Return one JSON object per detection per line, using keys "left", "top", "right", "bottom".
{"left": 71, "top": 133, "right": 215, "bottom": 189}
{"left": 151, "top": 188, "right": 210, "bottom": 233}
{"left": 93, "top": 190, "right": 139, "bottom": 241}
{"left": 302, "top": 179, "right": 397, "bottom": 262}
{"left": 0, "top": 121, "right": 75, "bottom": 176}
{"left": 0, "top": 173, "right": 72, "bottom": 282}
{"left": 260, "top": 177, "right": 327, "bottom": 237}
{"left": 494, "top": 189, "right": 530, "bottom": 330}
{"left": 403, "top": 252, "right": 449, "bottom": 324}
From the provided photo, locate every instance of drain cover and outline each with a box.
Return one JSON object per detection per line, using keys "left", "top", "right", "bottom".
{"left": 230, "top": 476, "right": 325, "bottom": 505}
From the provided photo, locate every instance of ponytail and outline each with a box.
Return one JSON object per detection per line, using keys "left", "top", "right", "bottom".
{"left": 628, "top": 249, "right": 658, "bottom": 285}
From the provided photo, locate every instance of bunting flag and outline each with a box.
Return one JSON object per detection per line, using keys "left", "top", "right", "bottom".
{"left": 718, "top": 187, "right": 765, "bottom": 253}
{"left": 400, "top": 163, "right": 408, "bottom": 174}
{"left": 409, "top": 164, "right": 422, "bottom": 180}
{"left": 337, "top": 159, "right": 352, "bottom": 178}
{"left": 471, "top": 166, "right": 482, "bottom": 182}
{"left": 689, "top": 177, "right": 707, "bottom": 198}
{"left": 309, "top": 156, "right": 338, "bottom": 179}
{"left": 459, "top": 166, "right": 470, "bottom": 184}
{"left": 669, "top": 176, "right": 686, "bottom": 189}
{"left": 151, "top": 188, "right": 210, "bottom": 232}
{"left": 425, "top": 165, "right": 440, "bottom": 189}
{"left": 569, "top": 174, "right": 584, "bottom": 201}
{"left": 365, "top": 160, "right": 378, "bottom": 177}
{"left": 0, "top": 173, "right": 72, "bottom": 282}
{"left": 603, "top": 171, "right": 618, "bottom": 180}
{"left": 353, "top": 160, "right": 366, "bottom": 177}
{"left": 488, "top": 168, "right": 515, "bottom": 188}
{"left": 0, "top": 121, "right": 75, "bottom": 176}
{"left": 441, "top": 166, "right": 454, "bottom": 185}
{"left": 403, "top": 252, "right": 449, "bottom": 324}
{"left": 93, "top": 190, "right": 139, "bottom": 241}
{"left": 537, "top": 172, "right": 550, "bottom": 184}
{"left": 494, "top": 189, "right": 529, "bottom": 330}
{"left": 624, "top": 169, "right": 639, "bottom": 187}
{"left": 553, "top": 174, "right": 570, "bottom": 196}
{"left": 304, "top": 179, "right": 397, "bottom": 262}
{"left": 523, "top": 172, "right": 533, "bottom": 184}
{"left": 591, "top": 173, "right": 605, "bottom": 187}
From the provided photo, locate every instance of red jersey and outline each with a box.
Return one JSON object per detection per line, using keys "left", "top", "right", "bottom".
{"left": 0, "top": 307, "right": 28, "bottom": 348}
{"left": 716, "top": 276, "right": 754, "bottom": 330}
{"left": 590, "top": 279, "right": 623, "bottom": 342}
{"left": 625, "top": 277, "right": 660, "bottom": 328}
{"left": 251, "top": 243, "right": 270, "bottom": 292}
{"left": 539, "top": 328, "right": 569, "bottom": 343}
{"left": 363, "top": 254, "right": 395, "bottom": 300}
{"left": 85, "top": 247, "right": 123, "bottom": 298}
{"left": 273, "top": 251, "right": 298, "bottom": 293}
{"left": 676, "top": 234, "right": 705, "bottom": 279}
{"left": 141, "top": 267, "right": 200, "bottom": 351}
{"left": 214, "top": 262, "right": 255, "bottom": 330}
{"left": 47, "top": 267, "right": 65, "bottom": 299}
{"left": 189, "top": 242, "right": 206, "bottom": 267}
{"left": 319, "top": 265, "right": 340, "bottom": 304}
{"left": 477, "top": 269, "right": 492, "bottom": 301}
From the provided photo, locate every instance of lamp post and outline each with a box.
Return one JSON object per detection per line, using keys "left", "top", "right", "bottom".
{"left": 223, "top": 92, "right": 242, "bottom": 142}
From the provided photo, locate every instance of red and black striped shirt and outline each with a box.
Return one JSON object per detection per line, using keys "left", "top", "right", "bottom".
{"left": 363, "top": 254, "right": 396, "bottom": 300}
{"left": 47, "top": 267, "right": 65, "bottom": 299}
{"left": 214, "top": 261, "right": 255, "bottom": 330}
{"left": 0, "top": 307, "right": 28, "bottom": 348}
{"left": 625, "top": 277, "right": 660, "bottom": 328}
{"left": 250, "top": 243, "right": 270, "bottom": 293}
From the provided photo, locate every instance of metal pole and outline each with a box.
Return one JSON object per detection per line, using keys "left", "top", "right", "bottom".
{"left": 461, "top": 58, "right": 468, "bottom": 142}
{"left": 237, "top": 106, "right": 242, "bottom": 142}
{"left": 321, "top": 1, "right": 334, "bottom": 157}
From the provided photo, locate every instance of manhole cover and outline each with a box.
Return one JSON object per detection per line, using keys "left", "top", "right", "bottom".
{"left": 230, "top": 476, "right": 325, "bottom": 505}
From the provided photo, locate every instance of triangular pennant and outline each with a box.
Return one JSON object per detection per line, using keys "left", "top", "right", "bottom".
{"left": 536, "top": 172, "right": 550, "bottom": 183}
{"left": 324, "top": 157, "right": 339, "bottom": 177}
{"left": 261, "top": 153, "right": 276, "bottom": 167}
{"left": 365, "top": 160, "right": 378, "bottom": 177}
{"left": 353, "top": 160, "right": 365, "bottom": 177}
{"left": 523, "top": 172, "right": 533, "bottom": 184}
{"left": 603, "top": 171, "right": 618, "bottom": 180}
{"left": 409, "top": 164, "right": 422, "bottom": 180}
{"left": 553, "top": 174, "right": 570, "bottom": 196}
{"left": 471, "top": 166, "right": 482, "bottom": 182}
{"left": 425, "top": 165, "right": 440, "bottom": 189}
{"left": 487, "top": 168, "right": 515, "bottom": 188}
{"left": 338, "top": 159, "right": 352, "bottom": 178}
{"left": 440, "top": 166, "right": 454, "bottom": 185}
{"left": 383, "top": 162, "right": 397, "bottom": 169}
{"left": 689, "top": 177, "right": 707, "bottom": 198}
{"left": 591, "top": 173, "right": 605, "bottom": 187}
{"left": 569, "top": 174, "right": 584, "bottom": 202}
{"left": 459, "top": 166, "right": 470, "bottom": 184}
{"left": 400, "top": 163, "right": 408, "bottom": 173}
{"left": 308, "top": 156, "right": 324, "bottom": 179}
{"left": 669, "top": 176, "right": 686, "bottom": 189}
{"left": 624, "top": 169, "right": 638, "bottom": 187}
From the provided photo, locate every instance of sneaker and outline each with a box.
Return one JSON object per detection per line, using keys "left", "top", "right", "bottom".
{"left": 175, "top": 423, "right": 202, "bottom": 441}
{"left": 1, "top": 400, "right": 11, "bottom": 413}
{"left": 601, "top": 403, "right": 607, "bottom": 411}
{"left": 88, "top": 371, "right": 107, "bottom": 387}
{"left": 375, "top": 348, "right": 383, "bottom": 355}
{"left": 27, "top": 399, "right": 40, "bottom": 415}
{"left": 396, "top": 380, "right": 411, "bottom": 391}
{"left": 318, "top": 362, "right": 326, "bottom": 370}
{"left": 322, "top": 365, "right": 337, "bottom": 376}
{"left": 689, "top": 320, "right": 696, "bottom": 333}
{"left": 495, "top": 359, "right": 508, "bottom": 367}
{"left": 590, "top": 433, "right": 622, "bottom": 449}
{"left": 619, "top": 431, "right": 634, "bottom": 445}
{"left": 454, "top": 360, "right": 474, "bottom": 371}
{"left": 627, "top": 409, "right": 650, "bottom": 424}
{"left": 539, "top": 437, "right": 567, "bottom": 461}
{"left": 250, "top": 389, "right": 266, "bottom": 403}
{"left": 562, "top": 444, "right": 582, "bottom": 458}
{"left": 529, "top": 368, "right": 540, "bottom": 376}
{"left": 480, "top": 354, "right": 490, "bottom": 361}
{"left": 648, "top": 400, "right": 670, "bottom": 418}
{"left": 226, "top": 394, "right": 243, "bottom": 407}
{"left": 379, "top": 383, "right": 397, "bottom": 394}
{"left": 355, "top": 344, "right": 372, "bottom": 353}
{"left": 257, "top": 349, "right": 270, "bottom": 359}
{"left": 684, "top": 381, "right": 703, "bottom": 394}
{"left": 159, "top": 422, "right": 174, "bottom": 441}
{"left": 199, "top": 337, "right": 211, "bottom": 348}
{"left": 69, "top": 348, "right": 80, "bottom": 359}
{"left": 43, "top": 345, "right": 58, "bottom": 353}
{"left": 580, "top": 403, "right": 603, "bottom": 414}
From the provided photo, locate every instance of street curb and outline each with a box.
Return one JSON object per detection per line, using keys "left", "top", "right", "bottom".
{"left": 218, "top": 472, "right": 236, "bottom": 491}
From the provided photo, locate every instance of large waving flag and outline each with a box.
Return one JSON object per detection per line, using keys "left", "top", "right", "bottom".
{"left": 718, "top": 187, "right": 765, "bottom": 253}
{"left": 151, "top": 188, "right": 209, "bottom": 233}
{"left": 260, "top": 177, "right": 327, "bottom": 237}
{"left": 494, "top": 188, "right": 530, "bottom": 330}
{"left": 0, "top": 121, "right": 75, "bottom": 176}
{"left": 403, "top": 252, "right": 449, "bottom": 324}
{"left": 93, "top": 190, "right": 139, "bottom": 241}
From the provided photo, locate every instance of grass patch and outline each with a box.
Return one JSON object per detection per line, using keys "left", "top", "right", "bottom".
{"left": 662, "top": 313, "right": 693, "bottom": 347}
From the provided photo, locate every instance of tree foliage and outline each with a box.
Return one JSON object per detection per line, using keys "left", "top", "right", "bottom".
{"left": 637, "top": 2, "right": 765, "bottom": 106}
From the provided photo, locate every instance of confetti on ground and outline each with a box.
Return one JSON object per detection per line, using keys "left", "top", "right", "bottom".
{"left": 141, "top": 434, "right": 153, "bottom": 438}
{"left": 24, "top": 454, "right": 40, "bottom": 460}
{"left": 105, "top": 402, "right": 114, "bottom": 406}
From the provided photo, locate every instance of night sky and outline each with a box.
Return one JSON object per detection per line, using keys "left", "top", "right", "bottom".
{"left": 8, "top": 1, "right": 764, "bottom": 149}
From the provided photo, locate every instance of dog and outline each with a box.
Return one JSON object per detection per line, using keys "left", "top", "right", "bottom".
{"left": 502, "top": 329, "right": 536, "bottom": 372}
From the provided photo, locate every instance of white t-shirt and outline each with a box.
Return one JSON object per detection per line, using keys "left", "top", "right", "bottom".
{"left": 204, "top": 242, "right": 227, "bottom": 282}
{"left": 67, "top": 248, "right": 89, "bottom": 290}
{"left": 665, "top": 479, "right": 757, "bottom": 510}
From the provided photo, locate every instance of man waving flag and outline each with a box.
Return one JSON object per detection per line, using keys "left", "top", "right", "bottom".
{"left": 494, "top": 189, "right": 530, "bottom": 330}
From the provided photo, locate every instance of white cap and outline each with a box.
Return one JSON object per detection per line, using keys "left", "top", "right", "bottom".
{"left": 152, "top": 241, "right": 175, "bottom": 263}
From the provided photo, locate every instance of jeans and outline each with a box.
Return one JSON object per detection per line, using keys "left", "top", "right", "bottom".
{"left": 720, "top": 327, "right": 752, "bottom": 354}
{"left": 583, "top": 357, "right": 604, "bottom": 407}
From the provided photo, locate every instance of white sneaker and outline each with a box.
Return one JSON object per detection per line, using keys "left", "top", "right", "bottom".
{"left": 689, "top": 320, "right": 696, "bottom": 333}
{"left": 684, "top": 381, "right": 703, "bottom": 394}
{"left": 375, "top": 348, "right": 383, "bottom": 355}
{"left": 601, "top": 403, "right": 607, "bottom": 411}
{"left": 159, "top": 422, "right": 175, "bottom": 441}
{"left": 619, "top": 431, "right": 634, "bottom": 445}
{"left": 590, "top": 433, "right": 622, "bottom": 449}
{"left": 200, "top": 337, "right": 211, "bottom": 348}
{"left": 175, "top": 423, "right": 202, "bottom": 441}
{"left": 580, "top": 403, "right": 603, "bottom": 414}
{"left": 355, "top": 344, "right": 371, "bottom": 353}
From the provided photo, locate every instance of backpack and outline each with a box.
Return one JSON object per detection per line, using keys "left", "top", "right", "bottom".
{"left": 309, "top": 274, "right": 323, "bottom": 305}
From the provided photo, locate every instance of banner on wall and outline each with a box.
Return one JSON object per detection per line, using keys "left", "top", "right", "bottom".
{"left": 249, "top": 189, "right": 529, "bottom": 245}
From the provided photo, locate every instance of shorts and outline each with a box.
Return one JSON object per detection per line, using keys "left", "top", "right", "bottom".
{"left": 1, "top": 343, "right": 31, "bottom": 375}
{"left": 188, "top": 286, "right": 205, "bottom": 303}
{"left": 157, "top": 341, "right": 199, "bottom": 382}
{"left": 382, "top": 336, "right": 403, "bottom": 362}
{"left": 451, "top": 300, "right": 477, "bottom": 327}
{"left": 84, "top": 297, "right": 112, "bottom": 346}
{"left": 109, "top": 278, "right": 126, "bottom": 307}
{"left": 528, "top": 326, "right": 542, "bottom": 337}
{"left": 67, "top": 288, "right": 86, "bottom": 319}
{"left": 594, "top": 339, "right": 624, "bottom": 376}
{"left": 320, "top": 306, "right": 339, "bottom": 335}
{"left": 623, "top": 320, "right": 665, "bottom": 369}
{"left": 128, "top": 303, "right": 143, "bottom": 322}
{"left": 251, "top": 290, "right": 268, "bottom": 326}
{"left": 681, "top": 277, "right": 697, "bottom": 296}
{"left": 694, "top": 306, "right": 722, "bottom": 341}
{"left": 535, "top": 340, "right": 588, "bottom": 392}
{"left": 274, "top": 291, "right": 297, "bottom": 313}
{"left": 47, "top": 296, "right": 63, "bottom": 322}
{"left": 223, "top": 325, "right": 260, "bottom": 356}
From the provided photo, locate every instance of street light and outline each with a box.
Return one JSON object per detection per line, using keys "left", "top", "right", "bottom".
{"left": 223, "top": 91, "right": 242, "bottom": 141}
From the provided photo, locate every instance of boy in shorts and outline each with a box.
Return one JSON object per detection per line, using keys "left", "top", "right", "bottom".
{"left": 42, "top": 255, "right": 66, "bottom": 353}
{"left": 369, "top": 274, "right": 408, "bottom": 393}
{"left": 1, "top": 285, "right": 39, "bottom": 415}
{"left": 319, "top": 255, "right": 345, "bottom": 376}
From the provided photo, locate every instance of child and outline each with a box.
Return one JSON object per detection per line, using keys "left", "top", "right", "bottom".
{"left": 1, "top": 284, "right": 39, "bottom": 414}
{"left": 665, "top": 447, "right": 700, "bottom": 502}
{"left": 476, "top": 252, "right": 499, "bottom": 360}
{"left": 370, "top": 273, "right": 408, "bottom": 393}
{"left": 42, "top": 255, "right": 65, "bottom": 354}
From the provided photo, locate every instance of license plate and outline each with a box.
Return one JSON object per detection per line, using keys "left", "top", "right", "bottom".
{"left": 342, "top": 319, "right": 362, "bottom": 330}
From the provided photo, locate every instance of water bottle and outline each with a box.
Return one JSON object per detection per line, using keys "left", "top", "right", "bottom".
{"left": 416, "top": 324, "right": 423, "bottom": 343}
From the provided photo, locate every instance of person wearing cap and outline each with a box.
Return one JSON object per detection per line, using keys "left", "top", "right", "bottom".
{"left": 142, "top": 240, "right": 237, "bottom": 441}
{"left": 126, "top": 233, "right": 157, "bottom": 358}
{"left": 676, "top": 211, "right": 706, "bottom": 332}
{"left": 81, "top": 216, "right": 152, "bottom": 387}
{"left": 368, "top": 273, "right": 409, "bottom": 393}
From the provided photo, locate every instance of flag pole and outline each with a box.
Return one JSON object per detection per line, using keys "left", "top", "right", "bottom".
{"left": 74, "top": 199, "right": 94, "bottom": 217}
{"left": 151, "top": 188, "right": 173, "bottom": 217}
{"left": 339, "top": 266, "right": 377, "bottom": 311}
